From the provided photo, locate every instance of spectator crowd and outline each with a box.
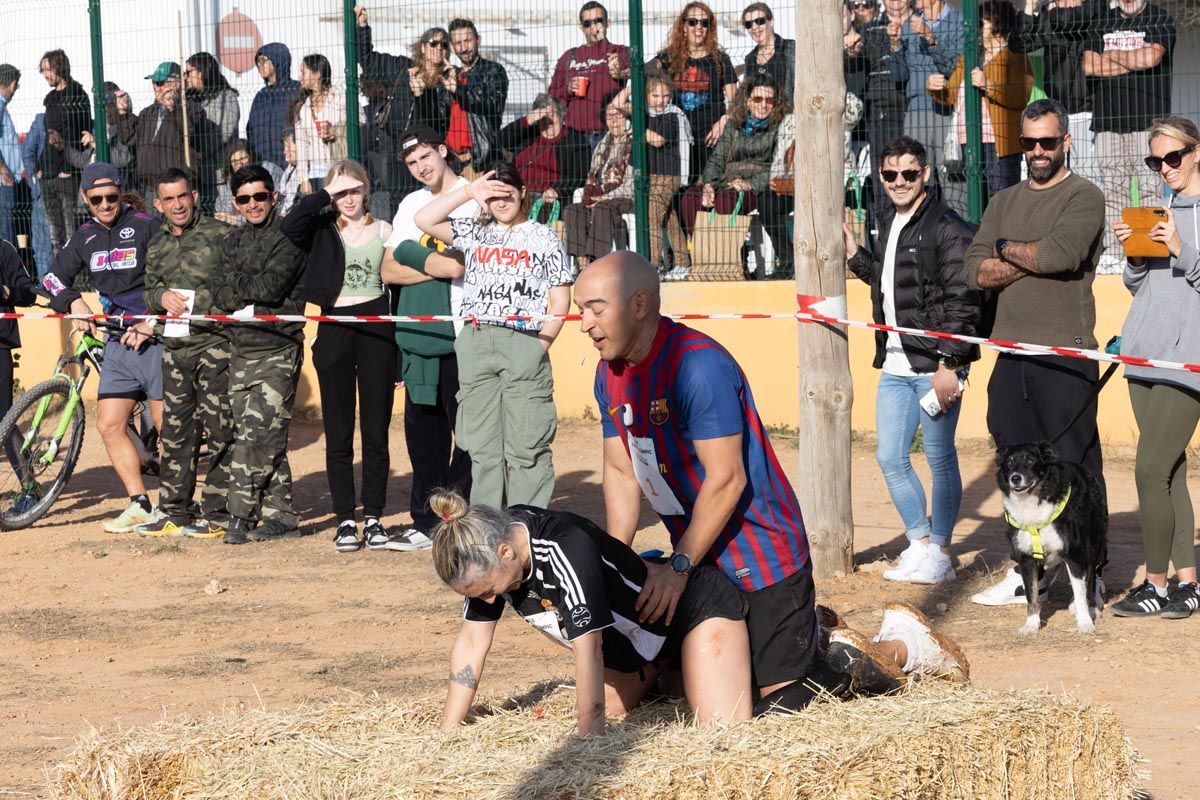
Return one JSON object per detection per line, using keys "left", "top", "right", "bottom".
{"left": 0, "top": 0, "right": 1193, "bottom": 627}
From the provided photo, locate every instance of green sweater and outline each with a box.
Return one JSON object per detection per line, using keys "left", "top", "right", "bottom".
{"left": 964, "top": 171, "right": 1105, "bottom": 349}
{"left": 393, "top": 241, "right": 456, "bottom": 405}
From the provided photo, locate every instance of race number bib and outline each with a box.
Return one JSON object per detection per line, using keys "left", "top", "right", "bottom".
{"left": 628, "top": 435, "right": 686, "bottom": 516}
{"left": 523, "top": 610, "right": 569, "bottom": 648}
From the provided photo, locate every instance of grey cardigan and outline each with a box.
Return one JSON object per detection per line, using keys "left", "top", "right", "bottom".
{"left": 1121, "top": 191, "right": 1200, "bottom": 393}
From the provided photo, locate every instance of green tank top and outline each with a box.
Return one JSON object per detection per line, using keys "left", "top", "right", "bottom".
{"left": 338, "top": 231, "right": 386, "bottom": 302}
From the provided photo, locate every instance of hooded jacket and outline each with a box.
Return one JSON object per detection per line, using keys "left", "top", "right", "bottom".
{"left": 210, "top": 205, "right": 307, "bottom": 356}
{"left": 848, "top": 195, "right": 981, "bottom": 372}
{"left": 43, "top": 204, "right": 157, "bottom": 318}
{"left": 1121, "top": 192, "right": 1200, "bottom": 394}
{"left": 247, "top": 43, "right": 301, "bottom": 169}
{"left": 280, "top": 189, "right": 348, "bottom": 311}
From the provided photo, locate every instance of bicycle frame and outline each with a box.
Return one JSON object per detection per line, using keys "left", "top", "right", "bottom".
{"left": 21, "top": 332, "right": 104, "bottom": 466}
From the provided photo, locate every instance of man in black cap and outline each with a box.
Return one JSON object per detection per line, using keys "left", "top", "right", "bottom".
{"left": 41, "top": 162, "right": 166, "bottom": 533}
{"left": 115, "top": 61, "right": 212, "bottom": 202}
{"left": 377, "top": 125, "right": 477, "bottom": 550}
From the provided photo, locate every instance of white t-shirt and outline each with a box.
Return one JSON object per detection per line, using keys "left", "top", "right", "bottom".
{"left": 882, "top": 210, "right": 917, "bottom": 377}
{"left": 449, "top": 217, "right": 574, "bottom": 331}
{"left": 385, "top": 177, "right": 478, "bottom": 335}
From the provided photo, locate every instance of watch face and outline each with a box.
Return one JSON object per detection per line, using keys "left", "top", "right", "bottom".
{"left": 669, "top": 553, "right": 692, "bottom": 574}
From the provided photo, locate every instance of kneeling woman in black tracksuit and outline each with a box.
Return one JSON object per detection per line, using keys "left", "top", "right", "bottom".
{"left": 282, "top": 159, "right": 398, "bottom": 552}
{"left": 432, "top": 491, "right": 753, "bottom": 735}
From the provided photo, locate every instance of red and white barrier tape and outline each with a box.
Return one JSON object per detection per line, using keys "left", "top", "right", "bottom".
{"left": 4, "top": 297, "right": 1193, "bottom": 375}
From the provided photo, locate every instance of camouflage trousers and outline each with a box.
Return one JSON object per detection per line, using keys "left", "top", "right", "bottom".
{"left": 227, "top": 343, "right": 302, "bottom": 528}
{"left": 159, "top": 340, "right": 234, "bottom": 521}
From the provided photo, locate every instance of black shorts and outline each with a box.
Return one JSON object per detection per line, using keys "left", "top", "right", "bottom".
{"left": 743, "top": 563, "right": 819, "bottom": 688}
{"left": 606, "top": 564, "right": 748, "bottom": 674}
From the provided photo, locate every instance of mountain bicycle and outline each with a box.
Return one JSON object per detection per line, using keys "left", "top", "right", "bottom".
{"left": 0, "top": 319, "right": 160, "bottom": 530}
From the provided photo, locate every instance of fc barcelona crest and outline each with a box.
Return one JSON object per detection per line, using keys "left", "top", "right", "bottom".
{"left": 649, "top": 398, "right": 670, "bottom": 426}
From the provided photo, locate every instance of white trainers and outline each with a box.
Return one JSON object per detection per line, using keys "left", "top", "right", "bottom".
{"left": 906, "top": 549, "right": 956, "bottom": 585}
{"left": 877, "top": 602, "right": 970, "bottom": 683}
{"left": 104, "top": 502, "right": 163, "bottom": 533}
{"left": 970, "top": 566, "right": 1054, "bottom": 606}
{"left": 883, "top": 539, "right": 928, "bottom": 582}
{"left": 377, "top": 528, "right": 433, "bottom": 551}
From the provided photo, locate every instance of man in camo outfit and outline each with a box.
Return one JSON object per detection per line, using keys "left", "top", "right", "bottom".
{"left": 210, "top": 163, "right": 307, "bottom": 545}
{"left": 138, "top": 167, "right": 233, "bottom": 538}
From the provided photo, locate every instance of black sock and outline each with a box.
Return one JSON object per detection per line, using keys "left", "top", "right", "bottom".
{"left": 752, "top": 663, "right": 851, "bottom": 716}
{"left": 130, "top": 494, "right": 152, "bottom": 513}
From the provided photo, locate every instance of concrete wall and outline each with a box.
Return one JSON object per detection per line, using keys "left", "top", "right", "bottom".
{"left": 24, "top": 273, "right": 1157, "bottom": 446}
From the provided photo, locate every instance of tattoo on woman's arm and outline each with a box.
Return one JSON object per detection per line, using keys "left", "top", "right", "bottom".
{"left": 450, "top": 664, "right": 478, "bottom": 690}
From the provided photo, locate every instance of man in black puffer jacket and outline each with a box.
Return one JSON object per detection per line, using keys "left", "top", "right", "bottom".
{"left": 845, "top": 135, "right": 980, "bottom": 587}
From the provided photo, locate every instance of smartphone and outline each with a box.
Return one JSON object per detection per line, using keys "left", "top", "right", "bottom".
{"left": 1121, "top": 207, "right": 1170, "bottom": 258}
{"left": 920, "top": 380, "right": 964, "bottom": 418}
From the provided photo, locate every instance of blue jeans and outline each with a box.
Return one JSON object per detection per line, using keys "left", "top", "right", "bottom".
{"left": 875, "top": 371, "right": 964, "bottom": 547}
{"left": 0, "top": 185, "right": 12, "bottom": 246}
{"left": 30, "top": 194, "right": 53, "bottom": 280}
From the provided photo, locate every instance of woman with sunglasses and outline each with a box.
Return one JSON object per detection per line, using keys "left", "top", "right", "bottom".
{"left": 287, "top": 54, "right": 345, "bottom": 197}
{"left": 185, "top": 51, "right": 240, "bottom": 208}
{"left": 407, "top": 28, "right": 455, "bottom": 140}
{"left": 651, "top": 2, "right": 737, "bottom": 184}
{"left": 926, "top": 1, "right": 1031, "bottom": 203}
{"left": 1111, "top": 116, "right": 1200, "bottom": 620}
{"left": 282, "top": 159, "right": 399, "bottom": 553}
{"left": 679, "top": 75, "right": 791, "bottom": 275}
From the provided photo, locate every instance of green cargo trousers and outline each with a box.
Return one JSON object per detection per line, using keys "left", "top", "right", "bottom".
{"left": 454, "top": 325, "right": 557, "bottom": 508}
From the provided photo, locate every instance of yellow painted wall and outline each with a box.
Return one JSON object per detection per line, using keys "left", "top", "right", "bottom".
{"left": 18, "top": 277, "right": 1146, "bottom": 444}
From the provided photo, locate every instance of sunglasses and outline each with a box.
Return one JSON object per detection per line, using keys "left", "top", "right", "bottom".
{"left": 425, "top": 40, "right": 449, "bottom": 49}
{"left": 686, "top": 17, "right": 710, "bottom": 28}
{"left": 880, "top": 169, "right": 921, "bottom": 183}
{"left": 743, "top": 16, "right": 769, "bottom": 29}
{"left": 234, "top": 191, "right": 272, "bottom": 206}
{"left": 86, "top": 192, "right": 120, "bottom": 207}
{"left": 749, "top": 94, "right": 775, "bottom": 104}
{"left": 1018, "top": 135, "right": 1063, "bottom": 152}
{"left": 581, "top": 17, "right": 607, "bottom": 28}
{"left": 1144, "top": 145, "right": 1194, "bottom": 173}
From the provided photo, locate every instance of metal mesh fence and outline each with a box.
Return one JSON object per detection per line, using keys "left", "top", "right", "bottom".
{"left": 0, "top": 1, "right": 1197, "bottom": 284}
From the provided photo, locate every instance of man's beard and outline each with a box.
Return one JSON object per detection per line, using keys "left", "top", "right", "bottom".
{"left": 1026, "top": 149, "right": 1065, "bottom": 182}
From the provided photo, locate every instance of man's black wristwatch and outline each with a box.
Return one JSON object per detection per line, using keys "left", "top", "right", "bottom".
{"left": 939, "top": 355, "right": 962, "bottom": 370}
{"left": 668, "top": 552, "right": 695, "bottom": 576}
{"left": 994, "top": 237, "right": 1009, "bottom": 261}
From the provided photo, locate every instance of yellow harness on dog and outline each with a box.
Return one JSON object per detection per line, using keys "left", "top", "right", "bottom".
{"left": 1004, "top": 486, "right": 1071, "bottom": 562}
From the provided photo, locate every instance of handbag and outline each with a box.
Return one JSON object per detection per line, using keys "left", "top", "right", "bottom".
{"left": 529, "top": 197, "right": 566, "bottom": 241}
{"left": 691, "top": 191, "right": 751, "bottom": 281}
{"left": 943, "top": 103, "right": 964, "bottom": 175}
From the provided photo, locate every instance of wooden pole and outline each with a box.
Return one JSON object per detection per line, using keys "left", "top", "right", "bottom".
{"left": 178, "top": 10, "right": 192, "bottom": 169}
{"left": 793, "top": 0, "right": 855, "bottom": 577}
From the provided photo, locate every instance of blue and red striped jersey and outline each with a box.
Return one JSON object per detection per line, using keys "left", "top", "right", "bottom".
{"left": 594, "top": 318, "right": 810, "bottom": 592}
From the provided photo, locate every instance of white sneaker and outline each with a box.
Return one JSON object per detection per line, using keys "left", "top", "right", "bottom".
{"left": 663, "top": 265, "right": 691, "bottom": 281}
{"left": 376, "top": 527, "right": 433, "bottom": 551}
{"left": 877, "top": 602, "right": 970, "bottom": 682}
{"left": 906, "top": 549, "right": 956, "bottom": 585}
{"left": 883, "top": 540, "right": 928, "bottom": 582}
{"left": 970, "top": 566, "right": 1054, "bottom": 606}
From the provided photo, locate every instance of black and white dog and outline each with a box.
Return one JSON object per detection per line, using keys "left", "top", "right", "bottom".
{"left": 995, "top": 443, "right": 1108, "bottom": 635}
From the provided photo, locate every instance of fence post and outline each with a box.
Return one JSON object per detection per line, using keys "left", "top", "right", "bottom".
{"left": 342, "top": 0, "right": 361, "bottom": 162}
{"left": 88, "top": 0, "right": 109, "bottom": 163}
{"left": 627, "top": 0, "right": 649, "bottom": 257}
{"left": 963, "top": 0, "right": 983, "bottom": 225}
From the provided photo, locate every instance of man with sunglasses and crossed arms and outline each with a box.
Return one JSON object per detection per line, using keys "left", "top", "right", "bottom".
{"left": 964, "top": 99, "right": 1108, "bottom": 607}
{"left": 41, "top": 162, "right": 166, "bottom": 532}
{"left": 549, "top": 2, "right": 631, "bottom": 149}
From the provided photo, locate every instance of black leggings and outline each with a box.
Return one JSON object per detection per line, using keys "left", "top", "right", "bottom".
{"left": 312, "top": 296, "right": 397, "bottom": 521}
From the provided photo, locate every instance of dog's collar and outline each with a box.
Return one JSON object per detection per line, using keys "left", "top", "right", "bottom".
{"left": 1004, "top": 486, "right": 1071, "bottom": 561}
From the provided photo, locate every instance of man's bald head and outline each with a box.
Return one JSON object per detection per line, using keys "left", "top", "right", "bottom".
{"left": 574, "top": 251, "right": 664, "bottom": 364}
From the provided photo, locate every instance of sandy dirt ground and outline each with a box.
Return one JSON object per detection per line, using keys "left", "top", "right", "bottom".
{"left": 0, "top": 416, "right": 1196, "bottom": 798}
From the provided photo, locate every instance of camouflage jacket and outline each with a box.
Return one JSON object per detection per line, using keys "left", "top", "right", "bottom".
{"left": 144, "top": 210, "right": 229, "bottom": 350}
{"left": 210, "top": 206, "right": 307, "bottom": 356}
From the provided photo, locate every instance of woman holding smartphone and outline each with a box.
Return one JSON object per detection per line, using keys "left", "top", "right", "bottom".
{"left": 1112, "top": 116, "right": 1200, "bottom": 620}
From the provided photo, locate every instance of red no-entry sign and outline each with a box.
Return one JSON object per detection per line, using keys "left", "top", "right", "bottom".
{"left": 218, "top": 10, "right": 263, "bottom": 74}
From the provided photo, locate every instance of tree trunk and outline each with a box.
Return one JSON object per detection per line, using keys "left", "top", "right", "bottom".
{"left": 793, "top": 0, "right": 855, "bottom": 577}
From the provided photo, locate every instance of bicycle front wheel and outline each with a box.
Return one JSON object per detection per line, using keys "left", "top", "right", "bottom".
{"left": 0, "top": 377, "right": 87, "bottom": 530}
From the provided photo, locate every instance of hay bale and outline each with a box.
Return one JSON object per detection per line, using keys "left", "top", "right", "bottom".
{"left": 50, "top": 682, "right": 1142, "bottom": 800}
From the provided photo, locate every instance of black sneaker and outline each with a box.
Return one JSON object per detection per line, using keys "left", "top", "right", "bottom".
{"left": 223, "top": 517, "right": 252, "bottom": 546}
{"left": 1161, "top": 582, "right": 1200, "bottom": 620}
{"left": 334, "top": 521, "right": 362, "bottom": 553}
{"left": 247, "top": 518, "right": 303, "bottom": 542}
{"left": 364, "top": 519, "right": 392, "bottom": 550}
{"left": 1110, "top": 580, "right": 1168, "bottom": 617}
{"left": 825, "top": 627, "right": 905, "bottom": 695}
